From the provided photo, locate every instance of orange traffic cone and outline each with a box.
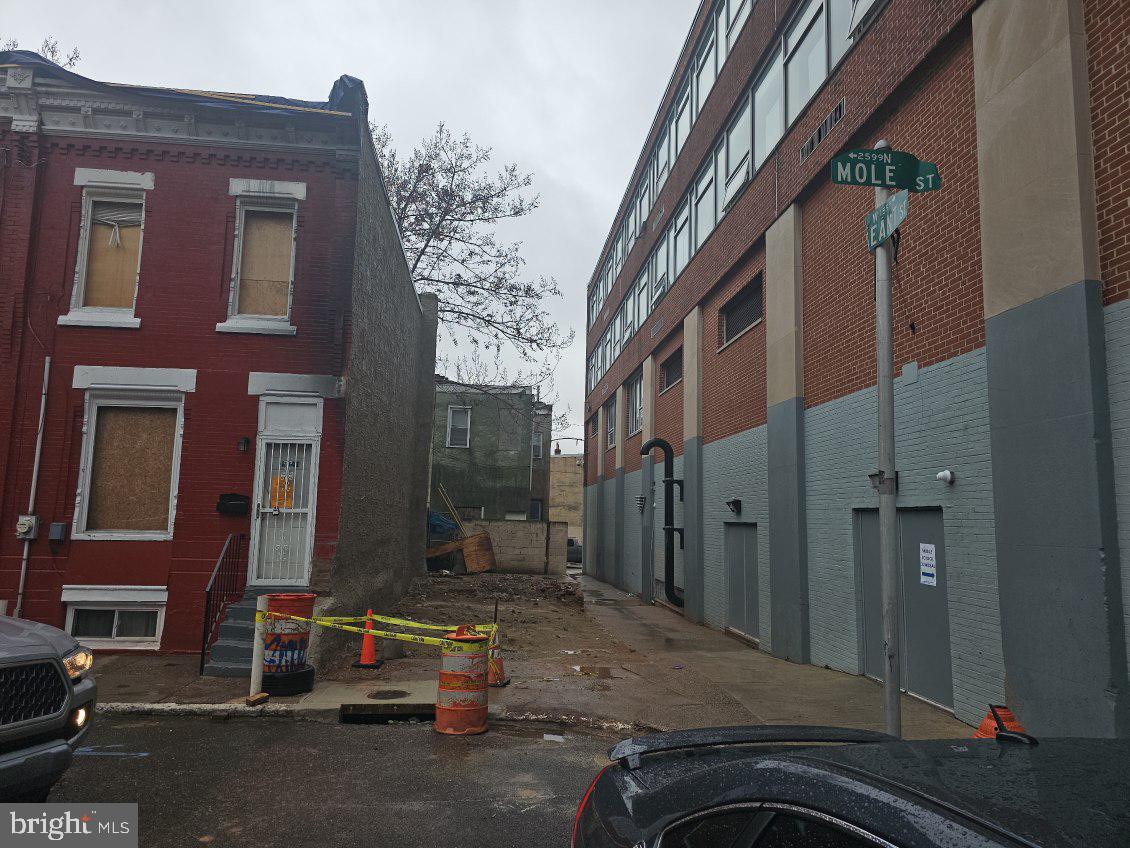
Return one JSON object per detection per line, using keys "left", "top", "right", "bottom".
{"left": 352, "top": 609, "right": 383, "bottom": 669}
{"left": 487, "top": 625, "right": 510, "bottom": 687}
{"left": 973, "top": 705, "right": 1025, "bottom": 739}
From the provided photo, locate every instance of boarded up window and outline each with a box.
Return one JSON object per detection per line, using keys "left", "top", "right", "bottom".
{"left": 84, "top": 201, "right": 143, "bottom": 309}
{"left": 87, "top": 406, "right": 178, "bottom": 532}
{"left": 237, "top": 210, "right": 294, "bottom": 317}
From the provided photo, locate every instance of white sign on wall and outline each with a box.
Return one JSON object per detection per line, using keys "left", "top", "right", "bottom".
{"left": 919, "top": 543, "right": 937, "bottom": 586}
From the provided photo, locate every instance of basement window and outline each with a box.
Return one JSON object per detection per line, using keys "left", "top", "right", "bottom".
{"left": 217, "top": 198, "right": 299, "bottom": 335}
{"left": 60, "top": 193, "right": 146, "bottom": 329}
{"left": 61, "top": 585, "right": 168, "bottom": 650}
{"left": 73, "top": 389, "right": 185, "bottom": 541}
{"left": 719, "top": 278, "right": 764, "bottom": 347}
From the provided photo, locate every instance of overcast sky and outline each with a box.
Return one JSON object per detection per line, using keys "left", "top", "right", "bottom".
{"left": 6, "top": 1, "right": 696, "bottom": 449}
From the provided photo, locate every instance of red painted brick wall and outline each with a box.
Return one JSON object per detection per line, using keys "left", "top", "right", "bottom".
{"left": 1085, "top": 0, "right": 1130, "bottom": 305}
{"left": 803, "top": 26, "right": 982, "bottom": 409}
{"left": 0, "top": 132, "right": 356, "bottom": 651}
{"left": 701, "top": 245, "right": 767, "bottom": 443}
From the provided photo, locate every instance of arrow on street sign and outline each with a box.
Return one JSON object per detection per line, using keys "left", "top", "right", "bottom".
{"left": 832, "top": 149, "right": 941, "bottom": 193}
{"left": 866, "top": 189, "right": 909, "bottom": 251}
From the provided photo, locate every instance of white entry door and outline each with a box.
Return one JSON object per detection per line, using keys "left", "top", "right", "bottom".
{"left": 248, "top": 396, "right": 322, "bottom": 586}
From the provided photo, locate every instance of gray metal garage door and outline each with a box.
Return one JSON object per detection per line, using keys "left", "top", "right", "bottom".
{"left": 725, "top": 522, "right": 758, "bottom": 640}
{"left": 857, "top": 507, "right": 953, "bottom": 709}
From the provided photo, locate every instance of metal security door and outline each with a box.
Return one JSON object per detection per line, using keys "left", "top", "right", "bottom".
{"left": 725, "top": 523, "right": 758, "bottom": 639}
{"left": 249, "top": 439, "right": 318, "bottom": 585}
{"left": 858, "top": 509, "right": 884, "bottom": 681}
{"left": 857, "top": 507, "right": 953, "bottom": 709}
{"left": 899, "top": 509, "right": 953, "bottom": 708}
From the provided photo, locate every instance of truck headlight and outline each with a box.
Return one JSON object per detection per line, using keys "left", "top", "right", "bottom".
{"left": 63, "top": 647, "right": 94, "bottom": 679}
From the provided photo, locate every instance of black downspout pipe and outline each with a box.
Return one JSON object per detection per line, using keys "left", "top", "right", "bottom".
{"left": 641, "top": 438, "right": 684, "bottom": 608}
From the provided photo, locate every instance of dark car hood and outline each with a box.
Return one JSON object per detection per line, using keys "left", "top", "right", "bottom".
{"left": 0, "top": 615, "right": 78, "bottom": 656}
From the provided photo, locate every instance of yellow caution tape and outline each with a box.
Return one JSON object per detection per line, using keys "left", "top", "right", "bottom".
{"left": 315, "top": 613, "right": 496, "bottom": 634}
{"left": 255, "top": 610, "right": 494, "bottom": 652}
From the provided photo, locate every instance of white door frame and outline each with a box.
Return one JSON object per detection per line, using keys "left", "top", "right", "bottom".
{"left": 247, "top": 394, "right": 323, "bottom": 586}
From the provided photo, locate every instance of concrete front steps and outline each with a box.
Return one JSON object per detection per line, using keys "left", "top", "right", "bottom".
{"left": 202, "top": 586, "right": 307, "bottom": 678}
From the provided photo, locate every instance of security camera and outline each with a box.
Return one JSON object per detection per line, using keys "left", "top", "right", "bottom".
{"left": 936, "top": 469, "right": 955, "bottom": 485}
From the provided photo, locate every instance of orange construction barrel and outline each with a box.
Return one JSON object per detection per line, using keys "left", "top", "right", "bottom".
{"left": 263, "top": 593, "right": 316, "bottom": 673}
{"left": 434, "top": 625, "right": 489, "bottom": 735}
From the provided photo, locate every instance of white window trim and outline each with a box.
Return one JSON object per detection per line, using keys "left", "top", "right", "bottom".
{"left": 72, "top": 365, "right": 197, "bottom": 392}
{"left": 446, "top": 405, "right": 471, "bottom": 448}
{"left": 60, "top": 186, "right": 147, "bottom": 329}
{"left": 64, "top": 601, "right": 165, "bottom": 651}
{"left": 71, "top": 386, "right": 186, "bottom": 542}
{"left": 216, "top": 197, "right": 299, "bottom": 336}
{"left": 228, "top": 178, "right": 307, "bottom": 200}
{"left": 73, "top": 169, "right": 155, "bottom": 190}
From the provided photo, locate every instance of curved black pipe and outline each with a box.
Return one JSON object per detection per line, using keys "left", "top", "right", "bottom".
{"left": 641, "top": 438, "right": 684, "bottom": 608}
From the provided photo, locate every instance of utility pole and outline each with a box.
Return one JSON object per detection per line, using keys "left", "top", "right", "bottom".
{"left": 830, "top": 139, "right": 940, "bottom": 740}
{"left": 872, "top": 139, "right": 901, "bottom": 739}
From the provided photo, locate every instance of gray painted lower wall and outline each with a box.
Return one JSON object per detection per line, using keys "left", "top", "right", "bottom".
{"left": 623, "top": 468, "right": 643, "bottom": 595}
{"left": 768, "top": 397, "right": 809, "bottom": 663}
{"left": 988, "top": 280, "right": 1128, "bottom": 737}
{"left": 601, "top": 476, "right": 617, "bottom": 585}
{"left": 613, "top": 470, "right": 626, "bottom": 590}
{"left": 683, "top": 437, "right": 706, "bottom": 624}
{"left": 701, "top": 426, "right": 770, "bottom": 643}
{"left": 1105, "top": 298, "right": 1130, "bottom": 674}
{"left": 804, "top": 348, "right": 1003, "bottom": 725}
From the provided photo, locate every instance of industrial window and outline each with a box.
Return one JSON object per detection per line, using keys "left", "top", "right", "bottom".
{"left": 674, "top": 201, "right": 692, "bottom": 279}
{"left": 674, "top": 85, "right": 693, "bottom": 157}
{"left": 65, "top": 194, "right": 146, "bottom": 327}
{"left": 628, "top": 375, "right": 643, "bottom": 436}
{"left": 532, "top": 431, "right": 544, "bottom": 460}
{"left": 786, "top": 0, "right": 827, "bottom": 125}
{"left": 605, "top": 397, "right": 617, "bottom": 448}
{"left": 653, "top": 230, "right": 670, "bottom": 305}
{"left": 727, "top": 0, "right": 750, "bottom": 49}
{"left": 695, "top": 157, "right": 717, "bottom": 250}
{"left": 695, "top": 28, "right": 717, "bottom": 111}
{"left": 635, "top": 267, "right": 651, "bottom": 327}
{"left": 655, "top": 126, "right": 671, "bottom": 192}
{"left": 720, "top": 278, "right": 764, "bottom": 346}
{"left": 754, "top": 52, "right": 784, "bottom": 169}
{"left": 590, "top": 416, "right": 599, "bottom": 437}
{"left": 74, "top": 391, "right": 184, "bottom": 540}
{"left": 661, "top": 349, "right": 684, "bottom": 393}
{"left": 529, "top": 499, "right": 543, "bottom": 521}
{"left": 724, "top": 95, "right": 752, "bottom": 208}
{"left": 447, "top": 406, "right": 471, "bottom": 448}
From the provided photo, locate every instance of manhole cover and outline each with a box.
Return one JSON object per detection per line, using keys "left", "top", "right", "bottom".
{"left": 367, "top": 689, "right": 410, "bottom": 700}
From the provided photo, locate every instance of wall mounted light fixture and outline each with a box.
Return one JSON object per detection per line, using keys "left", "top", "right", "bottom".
{"left": 725, "top": 499, "right": 742, "bottom": 515}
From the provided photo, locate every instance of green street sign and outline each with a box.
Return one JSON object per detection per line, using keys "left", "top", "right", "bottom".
{"left": 866, "top": 189, "right": 909, "bottom": 251}
{"left": 831, "top": 149, "right": 941, "bottom": 193}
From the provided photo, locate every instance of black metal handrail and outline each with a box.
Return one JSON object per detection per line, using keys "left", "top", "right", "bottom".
{"left": 199, "top": 533, "right": 247, "bottom": 675}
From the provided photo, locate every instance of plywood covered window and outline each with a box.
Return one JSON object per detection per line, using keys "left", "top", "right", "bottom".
{"left": 75, "top": 390, "right": 185, "bottom": 540}
{"left": 65, "top": 190, "right": 146, "bottom": 327}
{"left": 83, "top": 201, "right": 144, "bottom": 308}
{"left": 235, "top": 208, "right": 296, "bottom": 318}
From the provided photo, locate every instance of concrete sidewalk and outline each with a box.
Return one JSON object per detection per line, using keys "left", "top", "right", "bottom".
{"left": 540, "top": 576, "right": 969, "bottom": 738}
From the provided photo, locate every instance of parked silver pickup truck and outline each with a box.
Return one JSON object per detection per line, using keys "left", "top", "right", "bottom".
{"left": 0, "top": 616, "right": 97, "bottom": 802}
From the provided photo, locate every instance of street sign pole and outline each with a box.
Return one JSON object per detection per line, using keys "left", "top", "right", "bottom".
{"left": 872, "top": 140, "right": 902, "bottom": 739}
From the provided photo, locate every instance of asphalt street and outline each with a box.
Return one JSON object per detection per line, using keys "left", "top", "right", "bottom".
{"left": 51, "top": 715, "right": 615, "bottom": 847}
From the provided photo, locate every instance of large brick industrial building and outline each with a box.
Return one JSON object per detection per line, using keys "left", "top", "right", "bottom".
{"left": 583, "top": 0, "right": 1130, "bottom": 735}
{"left": 0, "top": 52, "right": 438, "bottom": 660}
